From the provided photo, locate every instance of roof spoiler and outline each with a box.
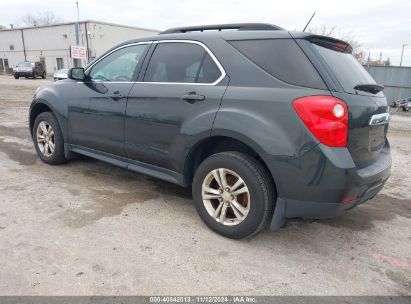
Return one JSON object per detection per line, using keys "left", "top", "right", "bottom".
{"left": 160, "top": 23, "right": 284, "bottom": 34}
{"left": 306, "top": 35, "right": 353, "bottom": 53}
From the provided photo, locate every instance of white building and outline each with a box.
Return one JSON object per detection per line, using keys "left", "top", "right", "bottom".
{"left": 0, "top": 20, "right": 159, "bottom": 74}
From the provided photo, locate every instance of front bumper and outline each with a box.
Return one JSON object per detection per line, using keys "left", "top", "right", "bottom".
{"left": 268, "top": 142, "right": 391, "bottom": 229}
{"left": 14, "top": 72, "right": 34, "bottom": 77}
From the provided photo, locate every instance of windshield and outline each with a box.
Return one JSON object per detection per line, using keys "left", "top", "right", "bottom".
{"left": 18, "top": 62, "right": 34, "bottom": 68}
{"left": 312, "top": 43, "right": 377, "bottom": 94}
{"left": 57, "top": 69, "right": 69, "bottom": 74}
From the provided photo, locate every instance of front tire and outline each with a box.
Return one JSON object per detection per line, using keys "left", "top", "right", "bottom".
{"left": 192, "top": 152, "right": 275, "bottom": 239}
{"left": 33, "top": 112, "right": 67, "bottom": 165}
{"left": 14, "top": 75, "right": 19, "bottom": 79}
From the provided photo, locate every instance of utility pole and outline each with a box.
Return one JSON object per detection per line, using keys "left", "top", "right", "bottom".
{"left": 400, "top": 43, "right": 407, "bottom": 66}
{"left": 20, "top": 29, "right": 27, "bottom": 61}
{"left": 74, "top": 1, "right": 81, "bottom": 67}
{"left": 367, "top": 50, "right": 371, "bottom": 69}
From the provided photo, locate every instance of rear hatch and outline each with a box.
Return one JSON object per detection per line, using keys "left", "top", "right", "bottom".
{"left": 307, "top": 36, "right": 389, "bottom": 169}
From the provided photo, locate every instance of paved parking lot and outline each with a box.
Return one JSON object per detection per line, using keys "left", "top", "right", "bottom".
{"left": 0, "top": 75, "right": 410, "bottom": 295}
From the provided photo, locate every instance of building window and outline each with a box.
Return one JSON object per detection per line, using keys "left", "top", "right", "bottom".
{"left": 9, "top": 45, "right": 14, "bottom": 51}
{"left": 56, "top": 58, "right": 64, "bottom": 70}
{"left": 4, "top": 59, "right": 9, "bottom": 68}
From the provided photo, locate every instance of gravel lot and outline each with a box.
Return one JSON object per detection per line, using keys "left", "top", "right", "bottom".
{"left": 0, "top": 75, "right": 410, "bottom": 295}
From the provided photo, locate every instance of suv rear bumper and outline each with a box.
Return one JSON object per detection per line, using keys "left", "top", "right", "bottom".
{"left": 268, "top": 142, "right": 391, "bottom": 229}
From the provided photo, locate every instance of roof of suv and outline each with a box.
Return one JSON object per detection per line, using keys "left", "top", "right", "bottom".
{"left": 160, "top": 23, "right": 284, "bottom": 33}
{"left": 89, "top": 23, "right": 352, "bottom": 69}
{"left": 117, "top": 23, "right": 318, "bottom": 45}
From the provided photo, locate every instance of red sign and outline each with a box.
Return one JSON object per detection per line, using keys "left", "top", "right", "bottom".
{"left": 70, "top": 45, "right": 87, "bottom": 59}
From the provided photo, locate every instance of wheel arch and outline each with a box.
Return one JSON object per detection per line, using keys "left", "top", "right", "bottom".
{"left": 29, "top": 100, "right": 66, "bottom": 141}
{"left": 184, "top": 134, "right": 276, "bottom": 192}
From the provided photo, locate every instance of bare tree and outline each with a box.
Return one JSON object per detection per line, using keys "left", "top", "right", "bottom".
{"left": 21, "top": 11, "right": 63, "bottom": 27}
{"left": 308, "top": 25, "right": 367, "bottom": 64}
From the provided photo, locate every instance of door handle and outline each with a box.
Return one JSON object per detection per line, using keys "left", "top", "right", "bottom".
{"left": 182, "top": 92, "right": 205, "bottom": 103}
{"left": 109, "top": 91, "right": 125, "bottom": 100}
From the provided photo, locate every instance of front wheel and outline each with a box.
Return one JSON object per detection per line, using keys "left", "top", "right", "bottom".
{"left": 33, "top": 112, "right": 67, "bottom": 165}
{"left": 192, "top": 152, "right": 275, "bottom": 239}
{"left": 14, "top": 75, "right": 19, "bottom": 79}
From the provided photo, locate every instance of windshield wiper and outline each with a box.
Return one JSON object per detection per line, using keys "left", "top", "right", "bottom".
{"left": 354, "top": 83, "right": 384, "bottom": 94}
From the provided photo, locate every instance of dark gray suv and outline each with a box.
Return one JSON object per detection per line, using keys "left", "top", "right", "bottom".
{"left": 29, "top": 24, "right": 391, "bottom": 238}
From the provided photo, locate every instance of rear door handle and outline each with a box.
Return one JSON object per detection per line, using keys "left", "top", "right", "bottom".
{"left": 182, "top": 92, "right": 205, "bottom": 103}
{"left": 109, "top": 91, "right": 125, "bottom": 100}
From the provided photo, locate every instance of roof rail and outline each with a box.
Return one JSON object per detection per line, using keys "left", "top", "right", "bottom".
{"left": 160, "top": 23, "right": 284, "bottom": 34}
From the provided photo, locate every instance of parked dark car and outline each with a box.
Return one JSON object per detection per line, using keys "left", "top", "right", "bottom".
{"left": 392, "top": 97, "right": 411, "bottom": 111}
{"left": 13, "top": 61, "right": 46, "bottom": 79}
{"left": 29, "top": 23, "right": 391, "bottom": 238}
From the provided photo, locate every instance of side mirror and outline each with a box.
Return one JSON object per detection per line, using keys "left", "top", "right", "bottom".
{"left": 68, "top": 68, "right": 85, "bottom": 81}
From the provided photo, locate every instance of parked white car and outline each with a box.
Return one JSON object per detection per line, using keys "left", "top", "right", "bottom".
{"left": 53, "top": 68, "right": 69, "bottom": 81}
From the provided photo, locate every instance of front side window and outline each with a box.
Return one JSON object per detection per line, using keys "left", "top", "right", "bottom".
{"left": 89, "top": 44, "right": 147, "bottom": 82}
{"left": 144, "top": 42, "right": 221, "bottom": 84}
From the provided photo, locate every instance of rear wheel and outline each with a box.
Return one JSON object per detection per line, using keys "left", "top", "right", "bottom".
{"left": 192, "top": 152, "right": 275, "bottom": 239}
{"left": 33, "top": 112, "right": 67, "bottom": 165}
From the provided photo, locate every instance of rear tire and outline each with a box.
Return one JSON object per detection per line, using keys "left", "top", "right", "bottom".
{"left": 192, "top": 152, "right": 275, "bottom": 239}
{"left": 33, "top": 112, "right": 67, "bottom": 165}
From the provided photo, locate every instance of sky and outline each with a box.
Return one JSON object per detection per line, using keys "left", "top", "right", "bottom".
{"left": 1, "top": 0, "right": 410, "bottom": 66}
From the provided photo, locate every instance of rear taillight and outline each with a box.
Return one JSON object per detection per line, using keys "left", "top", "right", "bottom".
{"left": 292, "top": 96, "right": 348, "bottom": 147}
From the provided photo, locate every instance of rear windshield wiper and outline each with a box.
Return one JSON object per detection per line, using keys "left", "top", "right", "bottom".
{"left": 354, "top": 83, "right": 384, "bottom": 94}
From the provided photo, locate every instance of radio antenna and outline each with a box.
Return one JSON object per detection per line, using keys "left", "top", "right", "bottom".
{"left": 303, "top": 12, "right": 316, "bottom": 32}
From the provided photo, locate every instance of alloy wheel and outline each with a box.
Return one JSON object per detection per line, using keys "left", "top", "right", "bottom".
{"left": 201, "top": 168, "right": 250, "bottom": 226}
{"left": 36, "top": 121, "right": 55, "bottom": 157}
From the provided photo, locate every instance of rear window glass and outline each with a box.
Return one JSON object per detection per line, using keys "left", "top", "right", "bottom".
{"left": 312, "top": 43, "right": 376, "bottom": 94}
{"left": 229, "top": 39, "right": 326, "bottom": 89}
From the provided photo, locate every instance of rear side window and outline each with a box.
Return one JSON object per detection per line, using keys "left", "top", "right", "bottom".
{"left": 144, "top": 42, "right": 222, "bottom": 84}
{"left": 312, "top": 43, "right": 376, "bottom": 94}
{"left": 229, "top": 39, "right": 326, "bottom": 89}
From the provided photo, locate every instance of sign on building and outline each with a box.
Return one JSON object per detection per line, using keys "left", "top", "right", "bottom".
{"left": 70, "top": 45, "right": 87, "bottom": 59}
